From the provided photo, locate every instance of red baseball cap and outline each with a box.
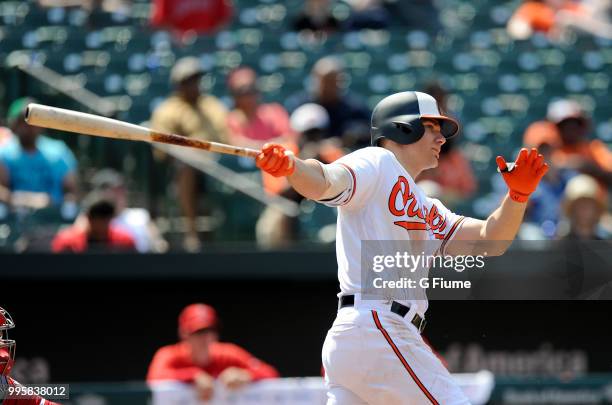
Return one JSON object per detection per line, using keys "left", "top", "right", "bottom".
{"left": 178, "top": 304, "right": 218, "bottom": 336}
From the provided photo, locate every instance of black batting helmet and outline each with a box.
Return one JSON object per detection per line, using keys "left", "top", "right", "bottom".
{"left": 370, "top": 91, "right": 459, "bottom": 146}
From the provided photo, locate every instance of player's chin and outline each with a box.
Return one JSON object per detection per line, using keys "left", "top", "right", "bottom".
{"left": 426, "top": 157, "right": 439, "bottom": 169}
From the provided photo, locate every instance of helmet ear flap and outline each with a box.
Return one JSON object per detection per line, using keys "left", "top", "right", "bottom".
{"left": 393, "top": 122, "right": 412, "bottom": 133}
{"left": 392, "top": 120, "right": 425, "bottom": 143}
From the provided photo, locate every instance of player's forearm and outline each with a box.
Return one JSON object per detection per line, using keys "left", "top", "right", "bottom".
{"left": 481, "top": 194, "right": 527, "bottom": 253}
{"left": 287, "top": 158, "right": 329, "bottom": 201}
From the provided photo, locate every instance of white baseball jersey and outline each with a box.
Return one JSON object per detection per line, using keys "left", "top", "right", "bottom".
{"left": 320, "top": 147, "right": 465, "bottom": 316}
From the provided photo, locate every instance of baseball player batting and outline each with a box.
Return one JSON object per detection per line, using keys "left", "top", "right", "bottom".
{"left": 255, "top": 91, "right": 548, "bottom": 404}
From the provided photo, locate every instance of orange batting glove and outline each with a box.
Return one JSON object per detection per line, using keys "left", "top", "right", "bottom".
{"left": 496, "top": 147, "right": 549, "bottom": 203}
{"left": 256, "top": 143, "right": 295, "bottom": 177}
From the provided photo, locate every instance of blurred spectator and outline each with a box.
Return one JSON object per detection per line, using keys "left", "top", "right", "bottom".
{"left": 226, "top": 66, "right": 296, "bottom": 149}
{"left": 286, "top": 56, "right": 370, "bottom": 148}
{"left": 226, "top": 66, "right": 298, "bottom": 199}
{"left": 417, "top": 82, "right": 476, "bottom": 205}
{"left": 558, "top": 174, "right": 609, "bottom": 240}
{"left": 292, "top": 0, "right": 340, "bottom": 34}
{"left": 255, "top": 104, "right": 343, "bottom": 248}
{"left": 90, "top": 169, "right": 168, "bottom": 253}
{"left": 507, "top": 0, "right": 612, "bottom": 41}
{"left": 557, "top": 0, "right": 612, "bottom": 39}
{"left": 508, "top": 0, "right": 568, "bottom": 40}
{"left": 290, "top": 103, "right": 344, "bottom": 163}
{"left": 417, "top": 138, "right": 476, "bottom": 202}
{"left": 0, "top": 125, "right": 11, "bottom": 203}
{"left": 290, "top": 103, "right": 330, "bottom": 144}
{"left": 0, "top": 98, "right": 78, "bottom": 210}
{"left": 344, "top": 0, "right": 390, "bottom": 30}
{"left": 546, "top": 99, "right": 612, "bottom": 188}
{"left": 151, "top": 57, "right": 229, "bottom": 252}
{"left": 151, "top": 0, "right": 233, "bottom": 35}
{"left": 0, "top": 127, "right": 12, "bottom": 147}
{"left": 417, "top": 180, "right": 443, "bottom": 201}
{"left": 522, "top": 121, "right": 579, "bottom": 238}
{"left": 147, "top": 303, "right": 279, "bottom": 401}
{"left": 52, "top": 192, "right": 136, "bottom": 253}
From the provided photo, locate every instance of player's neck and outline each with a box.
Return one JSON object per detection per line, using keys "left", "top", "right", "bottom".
{"left": 383, "top": 145, "right": 423, "bottom": 179}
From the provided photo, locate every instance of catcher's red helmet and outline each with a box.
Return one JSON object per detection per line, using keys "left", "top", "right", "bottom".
{"left": 0, "top": 307, "right": 16, "bottom": 376}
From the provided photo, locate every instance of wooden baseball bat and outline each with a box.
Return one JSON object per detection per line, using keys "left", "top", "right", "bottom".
{"left": 24, "top": 103, "right": 261, "bottom": 158}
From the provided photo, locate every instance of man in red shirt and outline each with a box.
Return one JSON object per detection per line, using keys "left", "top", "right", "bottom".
{"left": 226, "top": 66, "right": 296, "bottom": 149}
{"left": 1, "top": 307, "right": 61, "bottom": 405}
{"left": 51, "top": 192, "right": 136, "bottom": 253}
{"left": 147, "top": 304, "right": 279, "bottom": 401}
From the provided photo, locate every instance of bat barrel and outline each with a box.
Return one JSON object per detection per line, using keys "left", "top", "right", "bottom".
{"left": 25, "top": 103, "right": 152, "bottom": 142}
{"left": 25, "top": 103, "right": 261, "bottom": 158}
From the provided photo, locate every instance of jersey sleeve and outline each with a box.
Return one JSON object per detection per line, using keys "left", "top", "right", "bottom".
{"left": 319, "top": 147, "right": 385, "bottom": 211}
{"left": 427, "top": 197, "right": 466, "bottom": 256}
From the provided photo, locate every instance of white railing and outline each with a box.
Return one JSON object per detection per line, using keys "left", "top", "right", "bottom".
{"left": 150, "top": 372, "right": 495, "bottom": 405}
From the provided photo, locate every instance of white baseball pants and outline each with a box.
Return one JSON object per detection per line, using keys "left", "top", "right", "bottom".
{"left": 322, "top": 305, "right": 470, "bottom": 405}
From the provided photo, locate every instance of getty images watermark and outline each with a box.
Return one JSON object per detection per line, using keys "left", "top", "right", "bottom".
{"left": 359, "top": 240, "right": 494, "bottom": 300}
{"left": 370, "top": 251, "right": 486, "bottom": 290}
{"left": 361, "top": 240, "right": 612, "bottom": 301}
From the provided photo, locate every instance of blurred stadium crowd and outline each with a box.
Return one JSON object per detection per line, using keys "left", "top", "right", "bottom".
{"left": 0, "top": 0, "right": 610, "bottom": 253}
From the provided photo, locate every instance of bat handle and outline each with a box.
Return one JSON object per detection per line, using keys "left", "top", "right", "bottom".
{"left": 201, "top": 142, "right": 260, "bottom": 158}
{"left": 149, "top": 132, "right": 261, "bottom": 158}
{"left": 242, "top": 148, "right": 261, "bottom": 158}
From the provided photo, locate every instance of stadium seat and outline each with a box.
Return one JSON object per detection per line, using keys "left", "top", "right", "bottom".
{"left": 0, "top": 1, "right": 30, "bottom": 27}
{"left": 405, "top": 30, "right": 432, "bottom": 50}
{"left": 23, "top": 3, "right": 49, "bottom": 27}
{"left": 470, "top": 30, "right": 494, "bottom": 50}
{"left": 298, "top": 200, "right": 337, "bottom": 243}
{"left": 595, "top": 121, "right": 612, "bottom": 142}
